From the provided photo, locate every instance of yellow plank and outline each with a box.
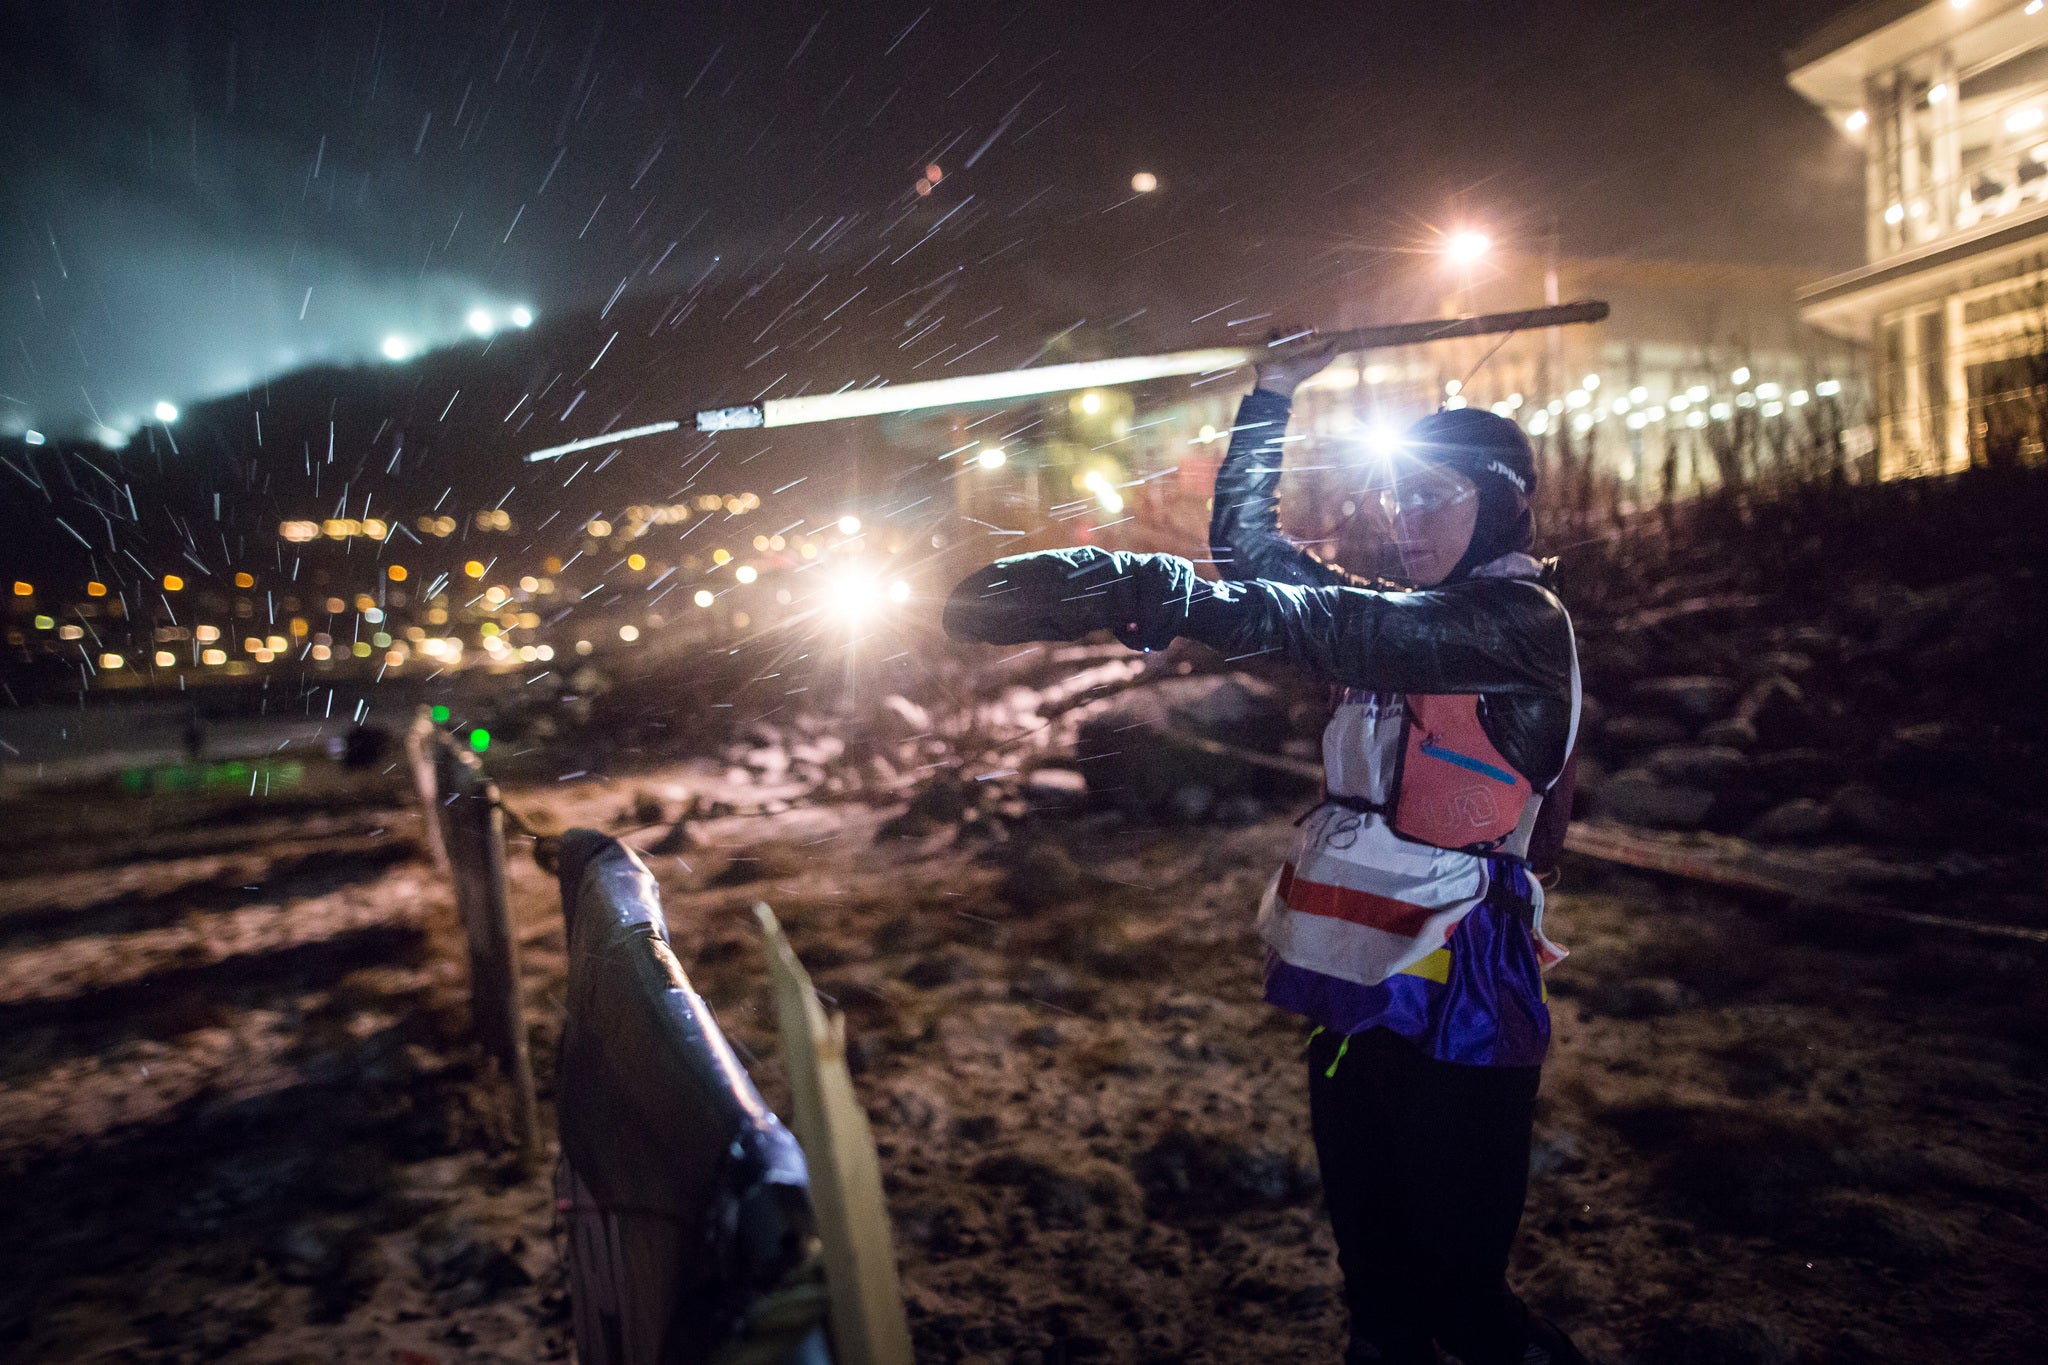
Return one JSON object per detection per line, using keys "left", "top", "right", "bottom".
{"left": 755, "top": 903, "right": 913, "bottom": 1365}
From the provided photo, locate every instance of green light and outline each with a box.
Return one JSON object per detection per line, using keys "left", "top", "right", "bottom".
{"left": 430, "top": 704, "right": 451, "bottom": 724}
{"left": 469, "top": 728, "right": 491, "bottom": 753}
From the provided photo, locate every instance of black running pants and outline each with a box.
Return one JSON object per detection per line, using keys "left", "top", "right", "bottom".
{"left": 1306, "top": 1026, "right": 1542, "bottom": 1365}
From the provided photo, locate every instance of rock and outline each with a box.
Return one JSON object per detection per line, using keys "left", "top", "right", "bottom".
{"left": 1746, "top": 798, "right": 1832, "bottom": 843}
{"left": 1751, "top": 747, "right": 1847, "bottom": 797}
{"left": 902, "top": 951, "right": 973, "bottom": 989}
{"left": 1598, "top": 769, "right": 1715, "bottom": 830}
{"left": 1697, "top": 716, "right": 1758, "bottom": 749}
{"left": 1009, "top": 960, "right": 1097, "bottom": 1013}
{"left": 1165, "top": 783, "right": 1214, "bottom": 823}
{"left": 1599, "top": 713, "right": 1689, "bottom": 753}
{"left": 1645, "top": 745, "right": 1750, "bottom": 790}
{"left": 1131, "top": 1129, "right": 1318, "bottom": 1221}
{"left": 1574, "top": 692, "right": 1607, "bottom": 743}
{"left": 412, "top": 1217, "right": 531, "bottom": 1302}
{"left": 1023, "top": 768, "right": 1087, "bottom": 804}
{"left": 1634, "top": 1308, "right": 1795, "bottom": 1365}
{"left": 1745, "top": 650, "right": 1814, "bottom": 681}
{"left": 998, "top": 841, "right": 1087, "bottom": 910}
{"left": 1528, "top": 1127, "right": 1586, "bottom": 1178}
{"left": 968, "top": 1154, "right": 1100, "bottom": 1229}
{"left": 1806, "top": 1190, "right": 1959, "bottom": 1267}
{"left": 1735, "top": 675, "right": 1812, "bottom": 748}
{"left": 1073, "top": 673, "right": 1305, "bottom": 816}
{"left": 1630, "top": 675, "right": 1739, "bottom": 722}
{"left": 1593, "top": 976, "right": 1697, "bottom": 1018}
{"left": 1213, "top": 794, "right": 1266, "bottom": 825}
{"left": 877, "top": 774, "right": 974, "bottom": 840}
{"left": 1828, "top": 783, "right": 1906, "bottom": 842}
{"left": 873, "top": 693, "right": 932, "bottom": 740}
{"left": 271, "top": 1221, "right": 347, "bottom": 1282}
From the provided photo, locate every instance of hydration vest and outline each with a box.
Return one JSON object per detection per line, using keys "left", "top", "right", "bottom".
{"left": 1336, "top": 692, "right": 1545, "bottom": 860}
{"left": 1256, "top": 585, "right": 1579, "bottom": 989}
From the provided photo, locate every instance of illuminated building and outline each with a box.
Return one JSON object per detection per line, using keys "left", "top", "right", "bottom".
{"left": 1791, "top": 0, "right": 2048, "bottom": 473}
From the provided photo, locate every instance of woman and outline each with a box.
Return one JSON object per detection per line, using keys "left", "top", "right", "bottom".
{"left": 942, "top": 344, "right": 1586, "bottom": 1365}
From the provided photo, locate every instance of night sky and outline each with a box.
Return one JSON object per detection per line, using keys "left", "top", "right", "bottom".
{"left": 3, "top": 0, "right": 1865, "bottom": 442}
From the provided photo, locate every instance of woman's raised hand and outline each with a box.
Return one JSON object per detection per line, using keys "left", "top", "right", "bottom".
{"left": 1253, "top": 336, "right": 1339, "bottom": 399}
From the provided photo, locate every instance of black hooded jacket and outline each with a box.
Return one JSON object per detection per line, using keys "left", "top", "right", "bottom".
{"left": 944, "top": 390, "right": 1577, "bottom": 788}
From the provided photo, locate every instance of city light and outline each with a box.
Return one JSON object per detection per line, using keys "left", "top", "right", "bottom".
{"left": 735, "top": 565, "right": 759, "bottom": 584}
{"left": 1079, "top": 391, "right": 1103, "bottom": 415}
{"left": 467, "top": 308, "right": 495, "bottom": 336}
{"left": 837, "top": 514, "right": 862, "bottom": 535}
{"left": 1131, "top": 171, "right": 1159, "bottom": 193}
{"left": 154, "top": 401, "right": 179, "bottom": 423}
{"left": 23, "top": 430, "right": 43, "bottom": 445}
{"left": 694, "top": 589, "right": 715, "bottom": 608}
{"left": 1081, "top": 469, "right": 1125, "bottom": 516}
{"left": 510, "top": 306, "right": 534, "bottom": 328}
{"left": 162, "top": 575, "right": 184, "bottom": 591}
{"left": 381, "top": 334, "right": 416, "bottom": 362}
{"left": 1445, "top": 230, "right": 1491, "bottom": 265}
{"left": 1845, "top": 109, "right": 1869, "bottom": 133}
{"left": 1364, "top": 423, "right": 1406, "bottom": 458}
{"left": 469, "top": 728, "right": 492, "bottom": 753}
{"left": 1928, "top": 83, "right": 1949, "bottom": 105}
{"left": 2008, "top": 107, "right": 2045, "bottom": 134}
{"left": 977, "top": 446, "right": 1007, "bottom": 470}
{"left": 888, "top": 580, "right": 912, "bottom": 603}
{"left": 10, "top": 581, "right": 28, "bottom": 597}
{"left": 618, "top": 624, "right": 640, "bottom": 642}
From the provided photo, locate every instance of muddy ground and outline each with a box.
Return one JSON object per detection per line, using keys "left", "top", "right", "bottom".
{"left": 2, "top": 747, "right": 2045, "bottom": 1365}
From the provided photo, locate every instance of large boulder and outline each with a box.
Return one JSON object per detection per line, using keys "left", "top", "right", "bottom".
{"left": 1736, "top": 675, "right": 1815, "bottom": 749}
{"left": 1631, "top": 675, "right": 1740, "bottom": 723}
{"left": 1599, "top": 713, "right": 1689, "bottom": 754}
{"left": 1751, "top": 748, "right": 1848, "bottom": 798}
{"left": 1645, "top": 744, "right": 1751, "bottom": 790}
{"left": 1828, "top": 783, "right": 1908, "bottom": 842}
{"left": 1598, "top": 769, "right": 1715, "bottom": 830}
{"left": 1746, "top": 798, "right": 1833, "bottom": 844}
{"left": 1074, "top": 673, "right": 1308, "bottom": 818}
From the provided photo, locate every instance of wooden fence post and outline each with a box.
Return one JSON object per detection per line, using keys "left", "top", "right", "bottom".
{"left": 433, "top": 736, "right": 540, "bottom": 1164}
{"left": 405, "top": 708, "right": 450, "bottom": 877}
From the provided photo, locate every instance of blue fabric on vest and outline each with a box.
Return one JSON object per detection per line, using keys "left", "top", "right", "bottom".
{"left": 1262, "top": 858, "right": 1550, "bottom": 1068}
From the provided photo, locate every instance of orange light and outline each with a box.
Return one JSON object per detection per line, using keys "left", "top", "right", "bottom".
{"left": 10, "top": 581, "right": 30, "bottom": 597}
{"left": 387, "top": 565, "right": 408, "bottom": 582}
{"left": 85, "top": 581, "right": 106, "bottom": 597}
{"left": 234, "top": 571, "right": 255, "bottom": 589}
{"left": 543, "top": 556, "right": 563, "bottom": 574}
{"left": 162, "top": 575, "right": 184, "bottom": 592}
{"left": 463, "top": 560, "right": 485, "bottom": 579}
{"left": 926, "top": 163, "right": 944, "bottom": 183}
{"left": 627, "top": 553, "right": 647, "bottom": 571}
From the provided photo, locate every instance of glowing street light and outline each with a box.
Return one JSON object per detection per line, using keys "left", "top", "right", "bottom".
{"left": 1444, "top": 230, "right": 1491, "bottom": 266}
{"left": 976, "top": 446, "right": 1007, "bottom": 470}
{"left": 1131, "top": 171, "right": 1159, "bottom": 194}
{"left": 509, "top": 306, "right": 534, "bottom": 328}
{"left": 381, "top": 334, "right": 416, "bottom": 362}
{"left": 467, "top": 308, "right": 495, "bottom": 336}
{"left": 154, "top": 401, "right": 179, "bottom": 423}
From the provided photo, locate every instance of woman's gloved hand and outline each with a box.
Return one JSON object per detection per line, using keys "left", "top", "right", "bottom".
{"left": 943, "top": 547, "right": 1197, "bottom": 651}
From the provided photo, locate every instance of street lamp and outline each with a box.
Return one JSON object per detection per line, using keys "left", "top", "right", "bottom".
{"left": 1444, "top": 230, "right": 1491, "bottom": 266}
